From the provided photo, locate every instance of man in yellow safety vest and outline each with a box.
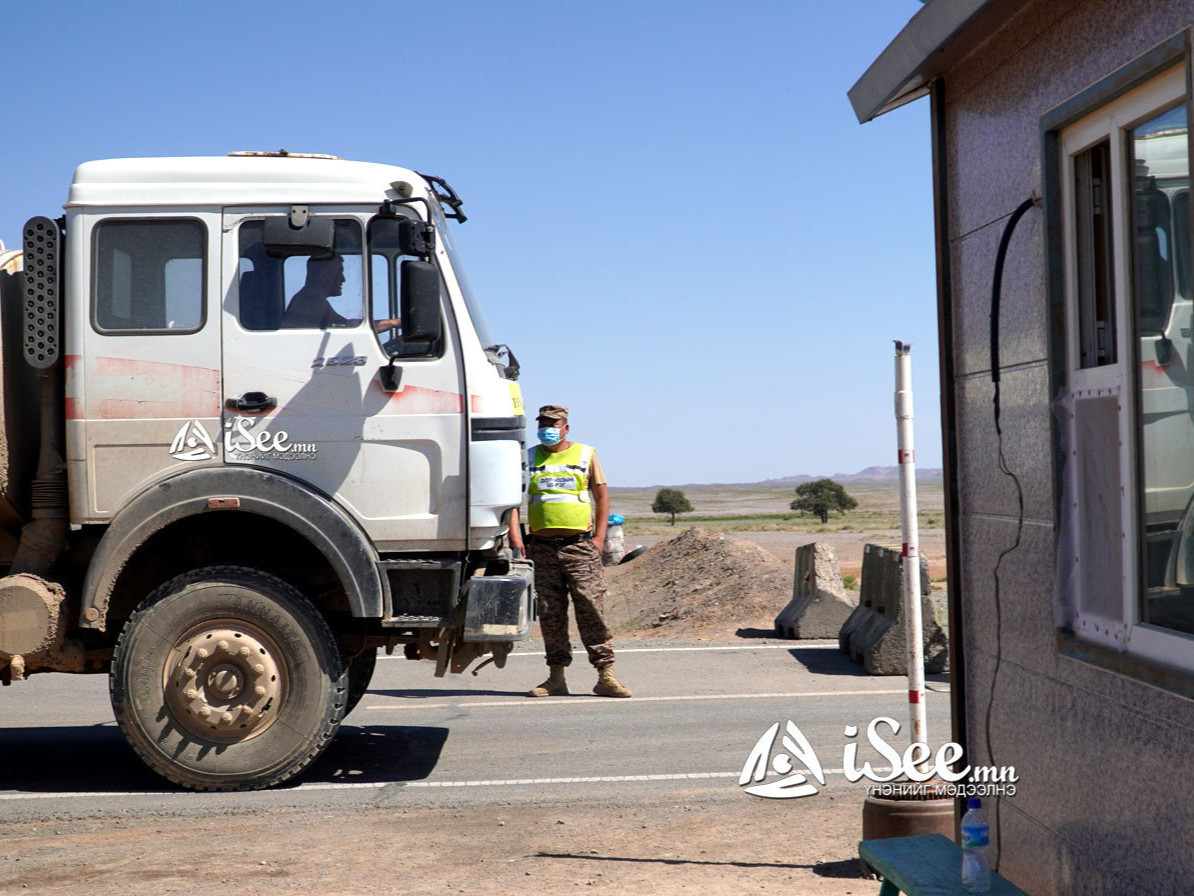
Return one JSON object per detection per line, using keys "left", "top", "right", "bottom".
{"left": 508, "top": 405, "right": 631, "bottom": 698}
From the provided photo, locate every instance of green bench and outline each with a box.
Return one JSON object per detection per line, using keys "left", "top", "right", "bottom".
{"left": 859, "top": 834, "right": 1029, "bottom": 895}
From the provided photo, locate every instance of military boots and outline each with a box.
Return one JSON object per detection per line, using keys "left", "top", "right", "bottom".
{"left": 528, "top": 665, "right": 569, "bottom": 697}
{"left": 593, "top": 666, "right": 632, "bottom": 698}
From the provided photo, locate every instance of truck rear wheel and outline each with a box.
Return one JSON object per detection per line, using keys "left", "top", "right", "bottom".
{"left": 110, "top": 566, "right": 347, "bottom": 791}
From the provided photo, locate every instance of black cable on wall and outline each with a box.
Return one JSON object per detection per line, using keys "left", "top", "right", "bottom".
{"left": 985, "top": 195, "right": 1039, "bottom": 869}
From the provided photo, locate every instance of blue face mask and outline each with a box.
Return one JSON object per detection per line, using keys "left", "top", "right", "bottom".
{"left": 537, "top": 427, "right": 562, "bottom": 446}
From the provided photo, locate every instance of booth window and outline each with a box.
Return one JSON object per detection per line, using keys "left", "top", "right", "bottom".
{"left": 1053, "top": 57, "right": 1194, "bottom": 672}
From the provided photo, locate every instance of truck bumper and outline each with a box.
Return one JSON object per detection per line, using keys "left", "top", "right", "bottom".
{"left": 462, "top": 559, "right": 535, "bottom": 642}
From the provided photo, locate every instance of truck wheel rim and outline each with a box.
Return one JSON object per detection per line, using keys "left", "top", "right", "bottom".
{"left": 163, "top": 621, "right": 288, "bottom": 743}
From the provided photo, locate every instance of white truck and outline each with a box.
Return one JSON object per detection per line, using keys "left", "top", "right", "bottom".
{"left": 0, "top": 151, "right": 533, "bottom": 790}
{"left": 1128, "top": 129, "right": 1194, "bottom": 594}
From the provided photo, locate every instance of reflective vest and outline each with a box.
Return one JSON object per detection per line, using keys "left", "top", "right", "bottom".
{"left": 528, "top": 442, "right": 594, "bottom": 532}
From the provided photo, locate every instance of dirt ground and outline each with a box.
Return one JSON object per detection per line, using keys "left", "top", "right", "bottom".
{"left": 605, "top": 526, "right": 946, "bottom": 642}
{"left": 1, "top": 483, "right": 935, "bottom": 895}
{"left": 608, "top": 479, "right": 947, "bottom": 586}
{"left": 0, "top": 796, "right": 874, "bottom": 895}
{"left": 605, "top": 527, "right": 791, "bottom": 639}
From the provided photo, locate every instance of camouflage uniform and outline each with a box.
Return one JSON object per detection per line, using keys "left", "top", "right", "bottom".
{"left": 528, "top": 537, "right": 615, "bottom": 669}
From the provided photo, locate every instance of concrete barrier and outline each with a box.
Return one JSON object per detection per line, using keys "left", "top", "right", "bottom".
{"left": 839, "top": 543, "right": 949, "bottom": 675}
{"left": 774, "top": 542, "right": 858, "bottom": 639}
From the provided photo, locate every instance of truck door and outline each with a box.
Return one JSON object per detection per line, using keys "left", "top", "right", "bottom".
{"left": 73, "top": 212, "right": 223, "bottom": 519}
{"left": 219, "top": 209, "right": 467, "bottom": 552}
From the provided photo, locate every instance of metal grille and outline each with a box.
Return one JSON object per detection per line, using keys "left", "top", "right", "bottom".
{"left": 22, "top": 216, "right": 61, "bottom": 368}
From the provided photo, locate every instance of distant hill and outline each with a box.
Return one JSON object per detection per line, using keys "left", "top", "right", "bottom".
{"left": 758, "top": 466, "right": 942, "bottom": 485}
{"left": 632, "top": 466, "right": 944, "bottom": 490}
{"left": 840, "top": 466, "right": 942, "bottom": 483}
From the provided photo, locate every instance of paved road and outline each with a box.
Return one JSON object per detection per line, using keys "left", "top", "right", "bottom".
{"left": 0, "top": 640, "right": 952, "bottom": 821}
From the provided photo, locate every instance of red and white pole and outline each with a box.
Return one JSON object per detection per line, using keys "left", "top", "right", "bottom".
{"left": 894, "top": 341, "right": 927, "bottom": 755}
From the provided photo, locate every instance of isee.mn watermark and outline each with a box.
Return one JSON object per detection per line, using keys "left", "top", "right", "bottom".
{"left": 169, "top": 419, "right": 318, "bottom": 462}
{"left": 739, "top": 717, "right": 1017, "bottom": 799}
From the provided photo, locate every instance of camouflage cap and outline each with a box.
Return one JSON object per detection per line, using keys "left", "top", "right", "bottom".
{"left": 536, "top": 404, "right": 569, "bottom": 422}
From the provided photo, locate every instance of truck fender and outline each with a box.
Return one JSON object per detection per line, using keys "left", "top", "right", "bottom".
{"left": 81, "top": 466, "right": 384, "bottom": 630}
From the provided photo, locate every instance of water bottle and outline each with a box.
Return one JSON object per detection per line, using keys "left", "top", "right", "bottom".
{"left": 960, "top": 798, "right": 991, "bottom": 892}
{"left": 602, "top": 514, "right": 625, "bottom": 566}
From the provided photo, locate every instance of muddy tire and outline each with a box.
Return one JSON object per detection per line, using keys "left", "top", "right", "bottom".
{"left": 619, "top": 545, "right": 648, "bottom": 564}
{"left": 110, "top": 566, "right": 347, "bottom": 791}
{"left": 344, "top": 647, "right": 377, "bottom": 717}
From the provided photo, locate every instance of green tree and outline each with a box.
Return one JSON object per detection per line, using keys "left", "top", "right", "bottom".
{"left": 652, "top": 488, "right": 694, "bottom": 525}
{"left": 790, "top": 478, "right": 858, "bottom": 524}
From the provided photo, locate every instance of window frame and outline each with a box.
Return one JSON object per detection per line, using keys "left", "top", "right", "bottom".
{"left": 235, "top": 216, "right": 367, "bottom": 332}
{"left": 1046, "top": 33, "right": 1194, "bottom": 671}
{"left": 90, "top": 216, "right": 208, "bottom": 336}
{"left": 229, "top": 209, "right": 449, "bottom": 359}
{"left": 365, "top": 212, "right": 447, "bottom": 361}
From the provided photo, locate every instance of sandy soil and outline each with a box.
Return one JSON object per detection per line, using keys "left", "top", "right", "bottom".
{"left": 605, "top": 527, "right": 792, "bottom": 639}
{"left": 608, "top": 479, "right": 948, "bottom": 584}
{"left": 616, "top": 527, "right": 947, "bottom": 585}
{"left": 605, "top": 523, "right": 946, "bottom": 642}
{"left": 0, "top": 796, "right": 874, "bottom": 895}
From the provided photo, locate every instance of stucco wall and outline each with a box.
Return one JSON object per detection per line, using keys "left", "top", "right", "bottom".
{"left": 943, "top": 1, "right": 1194, "bottom": 893}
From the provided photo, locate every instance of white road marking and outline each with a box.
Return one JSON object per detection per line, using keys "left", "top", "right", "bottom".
{"left": 560, "top": 644, "right": 841, "bottom": 653}
{"left": 0, "top": 791, "right": 167, "bottom": 801}
{"left": 304, "top": 772, "right": 739, "bottom": 790}
{"left": 0, "top": 768, "right": 896, "bottom": 800}
{"left": 365, "top": 689, "right": 917, "bottom": 710}
{"left": 377, "top": 643, "right": 840, "bottom": 661}
{"left": 394, "top": 767, "right": 894, "bottom": 789}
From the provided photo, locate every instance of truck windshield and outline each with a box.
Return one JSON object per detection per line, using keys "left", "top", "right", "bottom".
{"left": 432, "top": 203, "right": 494, "bottom": 350}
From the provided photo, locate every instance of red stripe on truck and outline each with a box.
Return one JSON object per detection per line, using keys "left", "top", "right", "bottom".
{"left": 90, "top": 357, "right": 221, "bottom": 419}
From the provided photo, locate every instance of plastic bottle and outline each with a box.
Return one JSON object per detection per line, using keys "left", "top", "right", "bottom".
{"left": 960, "top": 797, "right": 991, "bottom": 892}
{"left": 602, "top": 514, "right": 625, "bottom": 566}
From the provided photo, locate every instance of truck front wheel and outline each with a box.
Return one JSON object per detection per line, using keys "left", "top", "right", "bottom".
{"left": 110, "top": 566, "right": 347, "bottom": 791}
{"left": 343, "top": 647, "right": 377, "bottom": 717}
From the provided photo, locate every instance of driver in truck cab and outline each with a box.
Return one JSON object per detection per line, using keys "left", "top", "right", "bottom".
{"left": 282, "top": 253, "right": 401, "bottom": 332}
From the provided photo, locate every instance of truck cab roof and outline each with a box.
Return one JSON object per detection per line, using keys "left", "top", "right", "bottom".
{"left": 67, "top": 154, "right": 424, "bottom": 209}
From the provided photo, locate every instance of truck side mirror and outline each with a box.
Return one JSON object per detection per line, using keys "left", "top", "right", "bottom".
{"left": 398, "top": 219, "right": 434, "bottom": 257}
{"left": 262, "top": 213, "right": 336, "bottom": 258}
{"left": 401, "top": 260, "right": 443, "bottom": 344}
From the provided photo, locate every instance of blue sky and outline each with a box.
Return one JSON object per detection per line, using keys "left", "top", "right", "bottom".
{"left": 1, "top": 1, "right": 934, "bottom": 488}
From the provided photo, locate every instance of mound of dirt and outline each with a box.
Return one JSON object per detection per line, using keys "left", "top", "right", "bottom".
{"left": 604, "top": 527, "right": 790, "bottom": 639}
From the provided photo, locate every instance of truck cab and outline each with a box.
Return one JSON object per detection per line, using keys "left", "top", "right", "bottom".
{"left": 0, "top": 153, "right": 532, "bottom": 790}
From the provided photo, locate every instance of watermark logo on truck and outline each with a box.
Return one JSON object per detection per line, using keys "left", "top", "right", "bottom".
{"left": 169, "top": 421, "right": 217, "bottom": 461}
{"left": 169, "top": 420, "right": 318, "bottom": 462}
{"left": 739, "top": 717, "right": 1018, "bottom": 799}
{"left": 224, "top": 418, "right": 318, "bottom": 461}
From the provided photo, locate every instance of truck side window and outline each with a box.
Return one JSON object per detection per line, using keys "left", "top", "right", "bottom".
{"left": 237, "top": 219, "right": 364, "bottom": 331}
{"left": 93, "top": 219, "right": 205, "bottom": 333}
{"left": 368, "top": 216, "right": 442, "bottom": 358}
